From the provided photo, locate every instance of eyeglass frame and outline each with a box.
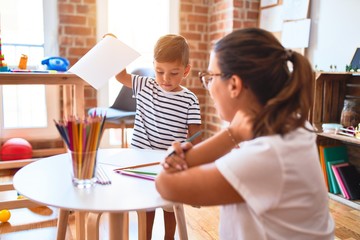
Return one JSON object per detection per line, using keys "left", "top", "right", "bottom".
{"left": 198, "top": 71, "right": 226, "bottom": 89}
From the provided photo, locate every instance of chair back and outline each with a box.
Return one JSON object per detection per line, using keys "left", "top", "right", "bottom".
{"left": 110, "top": 68, "right": 155, "bottom": 111}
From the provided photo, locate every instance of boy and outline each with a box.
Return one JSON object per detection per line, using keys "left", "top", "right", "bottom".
{"left": 116, "top": 34, "right": 202, "bottom": 239}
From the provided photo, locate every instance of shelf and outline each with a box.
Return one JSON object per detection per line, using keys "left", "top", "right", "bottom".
{"left": 314, "top": 73, "right": 360, "bottom": 211}
{"left": 328, "top": 193, "right": 360, "bottom": 210}
{"left": 317, "top": 132, "right": 360, "bottom": 145}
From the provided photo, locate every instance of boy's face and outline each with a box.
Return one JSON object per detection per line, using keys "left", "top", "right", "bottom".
{"left": 153, "top": 60, "right": 190, "bottom": 92}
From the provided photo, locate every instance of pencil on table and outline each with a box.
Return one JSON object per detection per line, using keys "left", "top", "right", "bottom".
{"left": 122, "top": 169, "right": 158, "bottom": 176}
{"left": 113, "top": 162, "right": 160, "bottom": 171}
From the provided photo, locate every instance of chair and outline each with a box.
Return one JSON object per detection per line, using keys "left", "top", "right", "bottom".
{"left": 88, "top": 68, "right": 155, "bottom": 148}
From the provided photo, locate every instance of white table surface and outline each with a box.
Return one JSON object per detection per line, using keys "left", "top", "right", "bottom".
{"left": 13, "top": 148, "right": 173, "bottom": 213}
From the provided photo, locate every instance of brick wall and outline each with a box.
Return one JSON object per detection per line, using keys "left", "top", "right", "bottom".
{"left": 180, "top": 0, "right": 259, "bottom": 137}
{"left": 58, "top": 0, "right": 98, "bottom": 113}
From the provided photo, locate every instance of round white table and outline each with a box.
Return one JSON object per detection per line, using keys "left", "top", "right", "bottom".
{"left": 13, "top": 148, "right": 188, "bottom": 240}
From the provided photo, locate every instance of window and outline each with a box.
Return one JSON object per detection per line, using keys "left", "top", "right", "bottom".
{"left": 0, "top": 0, "right": 59, "bottom": 140}
{"left": 97, "top": 0, "right": 179, "bottom": 147}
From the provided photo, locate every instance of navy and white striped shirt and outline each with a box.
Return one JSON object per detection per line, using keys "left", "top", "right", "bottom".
{"left": 131, "top": 74, "right": 201, "bottom": 150}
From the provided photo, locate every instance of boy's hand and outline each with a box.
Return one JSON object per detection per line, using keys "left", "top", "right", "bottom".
{"left": 161, "top": 141, "right": 193, "bottom": 172}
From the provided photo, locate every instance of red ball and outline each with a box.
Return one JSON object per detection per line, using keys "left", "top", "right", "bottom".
{"left": 0, "top": 138, "right": 32, "bottom": 161}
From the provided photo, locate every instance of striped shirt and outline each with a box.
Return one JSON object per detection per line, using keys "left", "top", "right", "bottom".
{"left": 131, "top": 74, "right": 201, "bottom": 150}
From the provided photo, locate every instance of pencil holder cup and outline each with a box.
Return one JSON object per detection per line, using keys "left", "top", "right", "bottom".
{"left": 69, "top": 150, "right": 98, "bottom": 188}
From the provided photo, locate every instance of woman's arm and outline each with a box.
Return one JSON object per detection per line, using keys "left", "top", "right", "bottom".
{"left": 165, "top": 110, "right": 254, "bottom": 170}
{"left": 163, "top": 128, "right": 238, "bottom": 171}
{"left": 186, "top": 129, "right": 238, "bottom": 167}
{"left": 156, "top": 111, "right": 254, "bottom": 205}
{"left": 156, "top": 161, "right": 244, "bottom": 206}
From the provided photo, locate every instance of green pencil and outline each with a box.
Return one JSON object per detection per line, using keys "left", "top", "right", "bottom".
{"left": 122, "top": 169, "right": 158, "bottom": 176}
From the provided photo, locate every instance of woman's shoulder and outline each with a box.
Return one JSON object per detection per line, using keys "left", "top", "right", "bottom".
{"left": 237, "top": 127, "right": 317, "bottom": 158}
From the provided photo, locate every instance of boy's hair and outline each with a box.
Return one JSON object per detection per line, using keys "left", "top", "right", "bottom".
{"left": 154, "top": 34, "right": 189, "bottom": 67}
{"left": 214, "top": 28, "right": 314, "bottom": 137}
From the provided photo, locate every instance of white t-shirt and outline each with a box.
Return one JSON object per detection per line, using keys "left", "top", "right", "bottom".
{"left": 131, "top": 74, "right": 201, "bottom": 150}
{"left": 215, "top": 125, "right": 334, "bottom": 240}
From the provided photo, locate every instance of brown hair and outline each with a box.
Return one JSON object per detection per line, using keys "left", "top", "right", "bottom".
{"left": 214, "top": 28, "right": 314, "bottom": 137}
{"left": 154, "top": 34, "right": 189, "bottom": 67}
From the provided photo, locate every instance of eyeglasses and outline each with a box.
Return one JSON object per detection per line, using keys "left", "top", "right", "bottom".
{"left": 198, "top": 71, "right": 224, "bottom": 89}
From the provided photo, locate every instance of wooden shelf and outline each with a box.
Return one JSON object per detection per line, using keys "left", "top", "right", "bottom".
{"left": 328, "top": 193, "right": 360, "bottom": 210}
{"left": 0, "top": 159, "right": 37, "bottom": 170}
{"left": 313, "top": 72, "right": 360, "bottom": 210}
{"left": 0, "top": 148, "right": 66, "bottom": 170}
{"left": 317, "top": 132, "right": 360, "bottom": 145}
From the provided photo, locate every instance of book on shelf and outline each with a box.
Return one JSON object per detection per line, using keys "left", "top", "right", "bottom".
{"left": 337, "top": 165, "right": 360, "bottom": 200}
{"left": 318, "top": 145, "right": 330, "bottom": 190}
{"left": 327, "top": 160, "right": 346, "bottom": 194}
{"left": 320, "top": 145, "right": 348, "bottom": 193}
{"left": 332, "top": 162, "right": 350, "bottom": 199}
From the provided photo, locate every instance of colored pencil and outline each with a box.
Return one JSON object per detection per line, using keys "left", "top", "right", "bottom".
{"left": 115, "top": 170, "right": 156, "bottom": 181}
{"left": 165, "top": 130, "right": 203, "bottom": 157}
{"left": 113, "top": 162, "right": 160, "bottom": 171}
{"left": 122, "top": 169, "right": 158, "bottom": 176}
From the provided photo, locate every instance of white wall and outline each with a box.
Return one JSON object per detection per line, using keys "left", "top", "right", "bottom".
{"left": 307, "top": 0, "right": 360, "bottom": 71}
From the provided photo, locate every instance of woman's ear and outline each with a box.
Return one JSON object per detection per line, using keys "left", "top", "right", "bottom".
{"left": 228, "top": 75, "right": 243, "bottom": 98}
{"left": 183, "top": 64, "right": 191, "bottom": 78}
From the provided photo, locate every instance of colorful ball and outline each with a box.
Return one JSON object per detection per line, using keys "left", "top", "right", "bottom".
{"left": 0, "top": 209, "right": 11, "bottom": 222}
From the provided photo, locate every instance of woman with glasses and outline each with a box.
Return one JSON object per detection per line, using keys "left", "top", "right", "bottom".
{"left": 155, "top": 28, "right": 334, "bottom": 239}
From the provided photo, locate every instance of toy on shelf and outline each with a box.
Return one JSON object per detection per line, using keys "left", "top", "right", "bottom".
{"left": 18, "top": 54, "right": 28, "bottom": 70}
{"left": 329, "top": 124, "right": 360, "bottom": 139}
{"left": 0, "top": 138, "right": 33, "bottom": 161}
{"left": 0, "top": 36, "right": 9, "bottom": 72}
{"left": 0, "top": 209, "right": 11, "bottom": 222}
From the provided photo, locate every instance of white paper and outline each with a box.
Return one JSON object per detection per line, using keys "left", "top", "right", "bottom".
{"left": 259, "top": 5, "right": 283, "bottom": 32}
{"left": 260, "top": 0, "right": 278, "bottom": 8}
{"left": 282, "top": 0, "right": 310, "bottom": 21}
{"left": 69, "top": 36, "right": 141, "bottom": 90}
{"left": 281, "top": 19, "right": 311, "bottom": 48}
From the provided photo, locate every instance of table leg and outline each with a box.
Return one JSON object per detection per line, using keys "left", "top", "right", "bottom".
{"left": 74, "top": 84, "right": 85, "bottom": 117}
{"left": 62, "top": 85, "right": 73, "bottom": 117}
{"left": 56, "top": 209, "right": 70, "bottom": 240}
{"left": 109, "top": 212, "right": 129, "bottom": 240}
{"left": 173, "top": 204, "right": 188, "bottom": 240}
{"left": 87, "top": 212, "right": 103, "bottom": 240}
{"left": 76, "top": 211, "right": 86, "bottom": 240}
{"left": 137, "top": 211, "right": 147, "bottom": 240}
{"left": 62, "top": 84, "right": 85, "bottom": 117}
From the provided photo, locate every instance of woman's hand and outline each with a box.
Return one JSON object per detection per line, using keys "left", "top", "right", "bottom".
{"left": 161, "top": 141, "right": 193, "bottom": 172}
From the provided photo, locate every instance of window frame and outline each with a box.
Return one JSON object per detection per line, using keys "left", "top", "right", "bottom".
{"left": 0, "top": 0, "right": 60, "bottom": 140}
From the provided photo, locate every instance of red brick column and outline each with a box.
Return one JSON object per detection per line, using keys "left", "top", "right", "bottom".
{"left": 58, "top": 0, "right": 98, "bottom": 114}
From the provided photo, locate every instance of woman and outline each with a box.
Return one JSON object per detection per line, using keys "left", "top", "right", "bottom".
{"left": 155, "top": 28, "right": 334, "bottom": 239}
